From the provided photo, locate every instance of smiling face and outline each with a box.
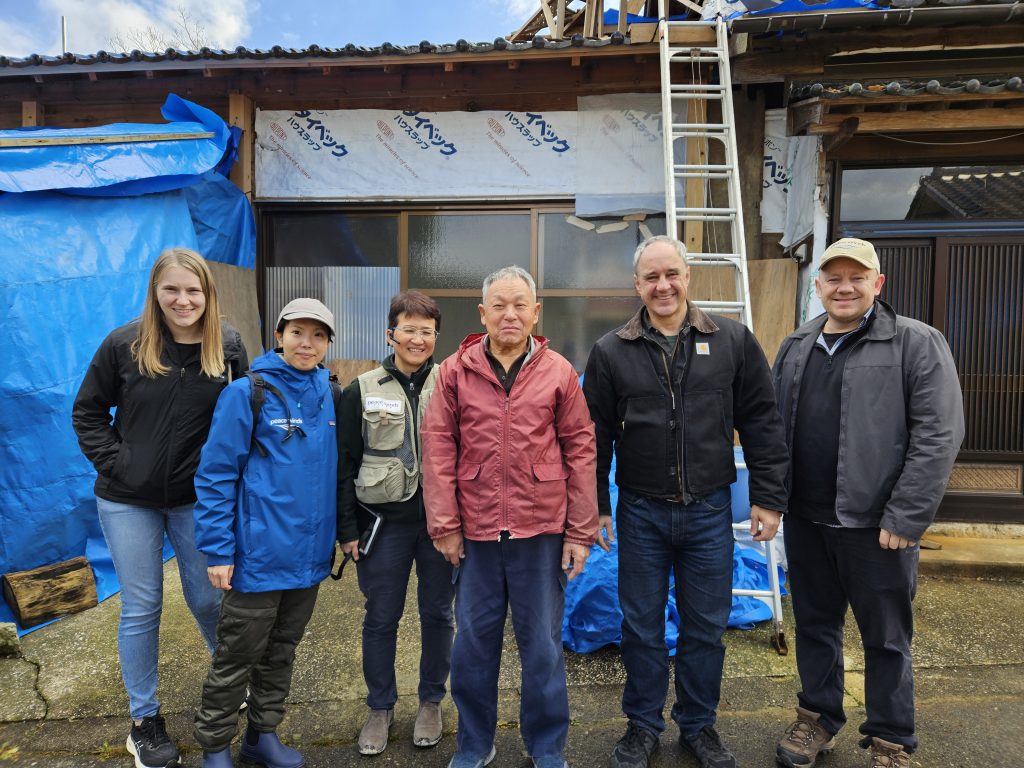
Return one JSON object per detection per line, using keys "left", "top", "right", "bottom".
{"left": 479, "top": 276, "right": 540, "bottom": 356}
{"left": 388, "top": 312, "right": 438, "bottom": 375}
{"left": 275, "top": 318, "right": 330, "bottom": 371}
{"left": 634, "top": 240, "right": 690, "bottom": 333}
{"left": 156, "top": 265, "right": 207, "bottom": 343}
{"left": 816, "top": 257, "right": 885, "bottom": 333}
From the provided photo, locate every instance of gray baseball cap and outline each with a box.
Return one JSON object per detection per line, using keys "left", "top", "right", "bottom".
{"left": 276, "top": 298, "right": 336, "bottom": 337}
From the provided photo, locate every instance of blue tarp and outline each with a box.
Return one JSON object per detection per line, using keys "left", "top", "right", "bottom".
{"left": 562, "top": 454, "right": 787, "bottom": 654}
{"left": 0, "top": 95, "right": 254, "bottom": 634}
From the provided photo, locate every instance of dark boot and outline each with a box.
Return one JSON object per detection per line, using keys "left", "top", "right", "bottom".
{"left": 202, "top": 748, "right": 234, "bottom": 768}
{"left": 239, "top": 728, "right": 303, "bottom": 768}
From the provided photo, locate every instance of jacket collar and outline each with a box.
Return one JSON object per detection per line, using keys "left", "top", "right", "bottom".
{"left": 792, "top": 298, "right": 897, "bottom": 343}
{"left": 616, "top": 302, "right": 719, "bottom": 341}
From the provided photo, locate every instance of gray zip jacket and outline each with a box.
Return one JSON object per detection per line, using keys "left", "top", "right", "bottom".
{"left": 772, "top": 299, "right": 964, "bottom": 541}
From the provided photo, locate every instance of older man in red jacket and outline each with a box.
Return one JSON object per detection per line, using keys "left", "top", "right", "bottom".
{"left": 422, "top": 265, "right": 599, "bottom": 768}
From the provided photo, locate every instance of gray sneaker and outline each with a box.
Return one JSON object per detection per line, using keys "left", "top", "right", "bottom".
{"left": 358, "top": 708, "right": 394, "bottom": 755}
{"left": 413, "top": 701, "right": 443, "bottom": 747}
{"left": 868, "top": 737, "right": 909, "bottom": 768}
{"left": 776, "top": 707, "right": 836, "bottom": 767}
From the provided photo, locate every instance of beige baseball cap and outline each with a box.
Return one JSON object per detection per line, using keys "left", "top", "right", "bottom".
{"left": 276, "top": 298, "right": 336, "bottom": 337}
{"left": 819, "top": 238, "right": 880, "bottom": 271}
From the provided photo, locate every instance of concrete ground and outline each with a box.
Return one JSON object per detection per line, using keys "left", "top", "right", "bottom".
{"left": 1, "top": 535, "right": 1022, "bottom": 768}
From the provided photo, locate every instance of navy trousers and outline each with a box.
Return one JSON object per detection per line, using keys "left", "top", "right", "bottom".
{"left": 451, "top": 533, "right": 569, "bottom": 761}
{"left": 785, "top": 513, "right": 919, "bottom": 753}
{"left": 355, "top": 518, "right": 454, "bottom": 710}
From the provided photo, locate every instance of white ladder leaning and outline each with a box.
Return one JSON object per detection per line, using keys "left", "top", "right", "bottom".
{"left": 657, "top": 11, "right": 753, "bottom": 329}
{"left": 657, "top": 8, "right": 787, "bottom": 654}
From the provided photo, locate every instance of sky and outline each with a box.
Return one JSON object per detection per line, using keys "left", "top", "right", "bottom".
{"left": 0, "top": 0, "right": 616, "bottom": 58}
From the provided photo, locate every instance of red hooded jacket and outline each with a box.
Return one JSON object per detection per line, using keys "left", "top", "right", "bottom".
{"left": 422, "top": 334, "right": 598, "bottom": 546}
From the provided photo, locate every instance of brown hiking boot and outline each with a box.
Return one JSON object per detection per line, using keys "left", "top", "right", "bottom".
{"left": 776, "top": 707, "right": 836, "bottom": 767}
{"left": 868, "top": 737, "right": 909, "bottom": 768}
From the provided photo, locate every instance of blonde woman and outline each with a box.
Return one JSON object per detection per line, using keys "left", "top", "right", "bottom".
{"left": 72, "top": 247, "right": 247, "bottom": 768}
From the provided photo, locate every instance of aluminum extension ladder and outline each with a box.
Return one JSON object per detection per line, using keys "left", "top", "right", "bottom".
{"left": 657, "top": 10, "right": 753, "bottom": 328}
{"left": 657, "top": 8, "right": 787, "bottom": 653}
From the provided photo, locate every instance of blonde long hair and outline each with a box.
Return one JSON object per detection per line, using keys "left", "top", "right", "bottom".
{"left": 131, "top": 248, "right": 226, "bottom": 378}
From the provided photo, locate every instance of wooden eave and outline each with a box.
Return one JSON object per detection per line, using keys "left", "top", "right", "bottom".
{"left": 789, "top": 91, "right": 1024, "bottom": 145}
{"left": 731, "top": 25, "right": 1024, "bottom": 84}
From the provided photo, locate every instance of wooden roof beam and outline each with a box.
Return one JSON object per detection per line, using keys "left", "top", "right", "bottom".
{"left": 807, "top": 105, "right": 1024, "bottom": 134}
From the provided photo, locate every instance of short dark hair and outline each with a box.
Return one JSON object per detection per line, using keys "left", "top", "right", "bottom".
{"left": 388, "top": 291, "right": 442, "bottom": 332}
{"left": 275, "top": 317, "right": 334, "bottom": 341}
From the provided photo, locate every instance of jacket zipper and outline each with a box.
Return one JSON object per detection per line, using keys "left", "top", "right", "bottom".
{"left": 659, "top": 350, "right": 684, "bottom": 497}
{"left": 161, "top": 366, "right": 187, "bottom": 506}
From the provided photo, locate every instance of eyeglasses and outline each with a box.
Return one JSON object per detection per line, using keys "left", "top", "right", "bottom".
{"left": 392, "top": 327, "right": 438, "bottom": 339}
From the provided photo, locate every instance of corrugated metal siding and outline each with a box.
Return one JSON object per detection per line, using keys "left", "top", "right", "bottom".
{"left": 265, "top": 266, "right": 398, "bottom": 362}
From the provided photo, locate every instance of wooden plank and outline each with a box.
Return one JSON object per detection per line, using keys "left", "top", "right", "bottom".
{"left": 683, "top": 98, "right": 707, "bottom": 252}
{"left": 749, "top": 258, "right": 797, "bottom": 365}
{"left": 21, "top": 101, "right": 40, "bottom": 127}
{"left": 541, "top": 0, "right": 557, "bottom": 35}
{"left": 2, "top": 556, "right": 97, "bottom": 629}
{"left": 0, "top": 131, "right": 214, "bottom": 148}
{"left": 208, "top": 262, "right": 262, "bottom": 363}
{"left": 556, "top": 0, "right": 567, "bottom": 39}
{"left": 629, "top": 22, "right": 716, "bottom": 45}
{"left": 228, "top": 92, "right": 254, "bottom": 199}
{"left": 808, "top": 106, "right": 1024, "bottom": 134}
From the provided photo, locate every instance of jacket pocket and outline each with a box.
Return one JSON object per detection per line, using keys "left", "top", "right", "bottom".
{"left": 531, "top": 462, "right": 569, "bottom": 523}
{"left": 355, "top": 458, "right": 411, "bottom": 504}
{"left": 362, "top": 409, "right": 406, "bottom": 451}
{"left": 457, "top": 461, "right": 482, "bottom": 481}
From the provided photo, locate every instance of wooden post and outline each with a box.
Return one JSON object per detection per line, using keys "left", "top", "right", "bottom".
{"left": 21, "top": 101, "right": 40, "bottom": 126}
{"left": 2, "top": 556, "right": 97, "bottom": 629}
{"left": 228, "top": 92, "right": 255, "bottom": 200}
{"left": 683, "top": 98, "right": 707, "bottom": 252}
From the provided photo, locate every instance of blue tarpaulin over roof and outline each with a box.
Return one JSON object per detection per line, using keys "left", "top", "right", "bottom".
{"left": 0, "top": 95, "right": 254, "bottom": 634}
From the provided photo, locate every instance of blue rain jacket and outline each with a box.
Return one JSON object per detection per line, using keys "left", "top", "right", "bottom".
{"left": 194, "top": 350, "right": 338, "bottom": 592}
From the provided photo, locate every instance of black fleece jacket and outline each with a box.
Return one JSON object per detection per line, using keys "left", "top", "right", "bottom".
{"left": 72, "top": 320, "right": 248, "bottom": 508}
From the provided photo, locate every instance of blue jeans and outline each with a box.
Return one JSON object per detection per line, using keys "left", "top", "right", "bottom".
{"left": 451, "top": 533, "right": 569, "bottom": 761}
{"left": 617, "top": 487, "right": 733, "bottom": 737}
{"left": 96, "top": 497, "right": 222, "bottom": 720}
{"left": 356, "top": 518, "right": 454, "bottom": 710}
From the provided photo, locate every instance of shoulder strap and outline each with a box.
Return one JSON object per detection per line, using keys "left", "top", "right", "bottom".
{"left": 245, "top": 372, "right": 269, "bottom": 458}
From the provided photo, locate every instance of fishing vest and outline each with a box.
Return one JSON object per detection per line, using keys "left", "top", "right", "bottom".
{"left": 354, "top": 365, "right": 438, "bottom": 504}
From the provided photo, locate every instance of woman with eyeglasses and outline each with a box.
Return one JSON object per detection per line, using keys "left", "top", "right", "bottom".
{"left": 72, "top": 247, "right": 247, "bottom": 768}
{"left": 336, "top": 291, "right": 454, "bottom": 756}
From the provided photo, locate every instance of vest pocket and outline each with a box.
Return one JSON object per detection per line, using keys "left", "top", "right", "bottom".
{"left": 355, "top": 458, "right": 409, "bottom": 504}
{"left": 362, "top": 409, "right": 406, "bottom": 451}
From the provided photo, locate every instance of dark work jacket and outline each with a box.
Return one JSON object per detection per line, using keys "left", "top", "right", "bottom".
{"left": 583, "top": 303, "right": 789, "bottom": 516}
{"left": 773, "top": 299, "right": 965, "bottom": 540}
{"left": 72, "top": 320, "right": 248, "bottom": 507}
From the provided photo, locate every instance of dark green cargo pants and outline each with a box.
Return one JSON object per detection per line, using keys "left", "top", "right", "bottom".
{"left": 193, "top": 584, "right": 319, "bottom": 751}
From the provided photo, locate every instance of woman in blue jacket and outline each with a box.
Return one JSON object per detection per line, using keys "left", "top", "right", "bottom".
{"left": 192, "top": 298, "right": 338, "bottom": 768}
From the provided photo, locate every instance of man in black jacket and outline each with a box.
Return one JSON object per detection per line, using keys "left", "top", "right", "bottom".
{"left": 583, "top": 235, "right": 789, "bottom": 768}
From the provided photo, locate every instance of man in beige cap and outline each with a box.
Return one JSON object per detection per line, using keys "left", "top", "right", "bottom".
{"left": 771, "top": 238, "right": 964, "bottom": 768}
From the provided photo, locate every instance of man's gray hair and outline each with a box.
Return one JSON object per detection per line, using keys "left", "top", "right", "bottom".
{"left": 633, "top": 235, "right": 688, "bottom": 271}
{"left": 482, "top": 265, "right": 537, "bottom": 302}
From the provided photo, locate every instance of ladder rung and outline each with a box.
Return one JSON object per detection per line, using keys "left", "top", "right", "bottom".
{"left": 732, "top": 588, "right": 775, "bottom": 598}
{"left": 687, "top": 257, "right": 742, "bottom": 266}
{"left": 670, "top": 83, "right": 726, "bottom": 93}
{"left": 675, "top": 172, "right": 730, "bottom": 179}
{"left": 667, "top": 48, "right": 724, "bottom": 59}
{"left": 694, "top": 301, "right": 746, "bottom": 311}
{"left": 675, "top": 163, "right": 733, "bottom": 171}
{"left": 672, "top": 131, "right": 730, "bottom": 140}
{"left": 672, "top": 123, "right": 730, "bottom": 132}
{"left": 677, "top": 215, "right": 735, "bottom": 222}
{"left": 677, "top": 207, "right": 736, "bottom": 215}
{"left": 688, "top": 252, "right": 742, "bottom": 260}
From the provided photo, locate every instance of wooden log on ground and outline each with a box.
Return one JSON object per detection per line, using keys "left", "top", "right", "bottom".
{"left": 2, "top": 556, "right": 98, "bottom": 629}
